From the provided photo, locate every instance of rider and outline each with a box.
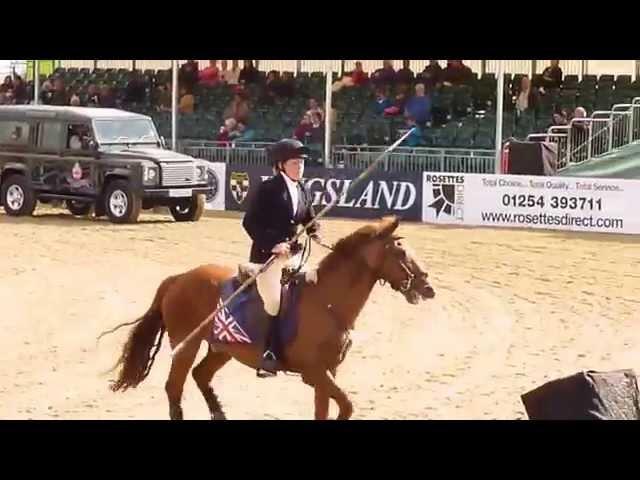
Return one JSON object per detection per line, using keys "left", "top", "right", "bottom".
{"left": 242, "top": 138, "right": 321, "bottom": 377}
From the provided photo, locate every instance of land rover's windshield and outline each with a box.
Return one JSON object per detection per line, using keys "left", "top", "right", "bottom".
{"left": 93, "top": 119, "right": 160, "bottom": 146}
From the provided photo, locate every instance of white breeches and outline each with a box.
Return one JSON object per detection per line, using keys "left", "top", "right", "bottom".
{"left": 255, "top": 252, "right": 302, "bottom": 316}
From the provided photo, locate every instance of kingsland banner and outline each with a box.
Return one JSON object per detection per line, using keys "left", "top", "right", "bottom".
{"left": 225, "top": 166, "right": 422, "bottom": 221}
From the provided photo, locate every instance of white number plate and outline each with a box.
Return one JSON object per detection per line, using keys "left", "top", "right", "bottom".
{"left": 169, "top": 189, "right": 193, "bottom": 198}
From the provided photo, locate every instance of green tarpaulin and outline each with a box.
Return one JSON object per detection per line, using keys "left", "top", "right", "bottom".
{"left": 560, "top": 141, "right": 640, "bottom": 179}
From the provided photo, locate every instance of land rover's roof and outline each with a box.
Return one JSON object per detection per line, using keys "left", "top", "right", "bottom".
{"left": 0, "top": 105, "right": 151, "bottom": 122}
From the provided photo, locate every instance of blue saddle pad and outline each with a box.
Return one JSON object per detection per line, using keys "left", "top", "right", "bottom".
{"left": 208, "top": 275, "right": 303, "bottom": 349}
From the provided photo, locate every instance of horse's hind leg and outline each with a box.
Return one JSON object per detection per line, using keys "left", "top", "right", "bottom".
{"left": 192, "top": 347, "right": 231, "bottom": 420}
{"left": 165, "top": 342, "right": 199, "bottom": 420}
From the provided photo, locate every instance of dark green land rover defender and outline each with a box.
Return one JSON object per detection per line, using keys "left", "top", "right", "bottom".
{"left": 0, "top": 105, "right": 213, "bottom": 223}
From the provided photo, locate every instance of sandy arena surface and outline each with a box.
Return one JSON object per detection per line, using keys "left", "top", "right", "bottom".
{"left": 1, "top": 206, "right": 639, "bottom": 420}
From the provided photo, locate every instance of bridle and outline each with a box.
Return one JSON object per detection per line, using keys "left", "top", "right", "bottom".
{"left": 313, "top": 235, "right": 417, "bottom": 295}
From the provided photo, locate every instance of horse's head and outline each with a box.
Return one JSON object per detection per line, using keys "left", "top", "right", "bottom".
{"left": 364, "top": 216, "right": 435, "bottom": 304}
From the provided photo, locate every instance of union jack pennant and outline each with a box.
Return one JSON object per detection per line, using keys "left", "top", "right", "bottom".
{"left": 212, "top": 299, "right": 252, "bottom": 344}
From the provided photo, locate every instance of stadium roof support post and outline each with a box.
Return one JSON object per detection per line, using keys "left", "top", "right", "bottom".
{"left": 480, "top": 60, "right": 486, "bottom": 76}
{"left": 171, "top": 60, "right": 178, "bottom": 151}
{"left": 581, "top": 60, "right": 588, "bottom": 80}
{"left": 495, "top": 60, "right": 505, "bottom": 173}
{"left": 634, "top": 61, "right": 639, "bottom": 82}
{"left": 33, "top": 60, "right": 39, "bottom": 105}
{"left": 93, "top": 60, "right": 98, "bottom": 71}
{"left": 132, "top": 60, "right": 136, "bottom": 71}
{"left": 324, "top": 67, "right": 333, "bottom": 167}
{"left": 531, "top": 60, "right": 536, "bottom": 79}
{"left": 296, "top": 60, "right": 301, "bottom": 76}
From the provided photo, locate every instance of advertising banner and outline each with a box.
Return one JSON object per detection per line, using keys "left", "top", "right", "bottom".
{"left": 422, "top": 172, "right": 640, "bottom": 234}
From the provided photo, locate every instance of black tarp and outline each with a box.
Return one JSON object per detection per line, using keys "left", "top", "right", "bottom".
{"left": 521, "top": 369, "right": 640, "bottom": 420}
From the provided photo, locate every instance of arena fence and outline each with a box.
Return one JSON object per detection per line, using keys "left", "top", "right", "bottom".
{"left": 177, "top": 140, "right": 497, "bottom": 174}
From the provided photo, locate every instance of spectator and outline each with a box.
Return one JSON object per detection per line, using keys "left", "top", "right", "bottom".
{"left": 442, "top": 60, "right": 473, "bottom": 86}
{"left": 86, "top": 84, "right": 101, "bottom": 107}
{"left": 539, "top": 60, "right": 563, "bottom": 91}
{"left": 217, "top": 118, "right": 239, "bottom": 145}
{"left": 0, "top": 76, "right": 13, "bottom": 94}
{"left": 100, "top": 85, "right": 116, "bottom": 108}
{"left": 350, "top": 61, "right": 369, "bottom": 86}
{"left": 3, "top": 90, "right": 15, "bottom": 105}
{"left": 50, "top": 78, "right": 69, "bottom": 106}
{"left": 384, "top": 84, "right": 409, "bottom": 117}
{"left": 223, "top": 90, "right": 251, "bottom": 123}
{"left": 371, "top": 88, "right": 393, "bottom": 115}
{"left": 260, "top": 70, "right": 280, "bottom": 104}
{"left": 396, "top": 60, "right": 415, "bottom": 86}
{"left": 308, "top": 112, "right": 325, "bottom": 144}
{"left": 220, "top": 60, "right": 240, "bottom": 85}
{"left": 178, "top": 87, "right": 195, "bottom": 114}
{"left": 179, "top": 60, "right": 199, "bottom": 93}
{"left": 513, "top": 76, "right": 538, "bottom": 116}
{"left": 306, "top": 97, "right": 324, "bottom": 122}
{"left": 238, "top": 60, "right": 260, "bottom": 85}
{"left": 40, "top": 80, "right": 54, "bottom": 105}
{"left": 154, "top": 82, "right": 172, "bottom": 111}
{"left": 125, "top": 73, "right": 146, "bottom": 104}
{"left": 276, "top": 71, "right": 295, "bottom": 98}
{"left": 552, "top": 107, "right": 568, "bottom": 126}
{"left": 404, "top": 83, "right": 432, "bottom": 126}
{"left": 235, "top": 121, "right": 256, "bottom": 142}
{"left": 420, "top": 60, "right": 443, "bottom": 89}
{"left": 371, "top": 60, "right": 396, "bottom": 88}
{"left": 293, "top": 113, "right": 314, "bottom": 142}
{"left": 199, "top": 60, "right": 220, "bottom": 87}
{"left": 12, "top": 76, "right": 27, "bottom": 104}
{"left": 402, "top": 116, "right": 427, "bottom": 147}
{"left": 70, "top": 92, "right": 82, "bottom": 106}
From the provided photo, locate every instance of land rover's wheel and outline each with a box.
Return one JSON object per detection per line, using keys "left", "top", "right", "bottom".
{"left": 66, "top": 200, "right": 92, "bottom": 216}
{"left": 169, "top": 194, "right": 205, "bottom": 222}
{"left": 104, "top": 180, "right": 141, "bottom": 224}
{"left": 1, "top": 174, "right": 37, "bottom": 217}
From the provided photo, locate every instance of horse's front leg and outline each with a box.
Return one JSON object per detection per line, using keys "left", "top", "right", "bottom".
{"left": 303, "top": 369, "right": 353, "bottom": 420}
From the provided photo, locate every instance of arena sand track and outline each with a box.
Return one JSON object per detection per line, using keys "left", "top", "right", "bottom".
{"left": 1, "top": 206, "right": 639, "bottom": 420}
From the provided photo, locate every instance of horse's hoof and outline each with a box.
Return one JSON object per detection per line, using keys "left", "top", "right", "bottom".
{"left": 211, "top": 410, "right": 226, "bottom": 420}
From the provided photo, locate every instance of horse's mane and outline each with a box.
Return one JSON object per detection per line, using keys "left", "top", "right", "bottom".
{"left": 317, "top": 217, "right": 398, "bottom": 275}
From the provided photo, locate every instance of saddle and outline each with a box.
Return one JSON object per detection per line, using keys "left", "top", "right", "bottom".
{"left": 237, "top": 263, "right": 301, "bottom": 286}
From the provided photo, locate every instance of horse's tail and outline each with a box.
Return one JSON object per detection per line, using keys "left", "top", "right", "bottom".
{"left": 104, "top": 274, "right": 179, "bottom": 392}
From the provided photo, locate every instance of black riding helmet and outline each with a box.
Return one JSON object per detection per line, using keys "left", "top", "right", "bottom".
{"left": 268, "top": 138, "right": 310, "bottom": 169}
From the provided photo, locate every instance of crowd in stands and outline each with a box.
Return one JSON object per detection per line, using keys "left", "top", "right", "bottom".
{"left": 2, "top": 60, "right": 640, "bottom": 151}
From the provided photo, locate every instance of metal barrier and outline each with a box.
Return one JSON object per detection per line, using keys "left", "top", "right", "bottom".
{"left": 332, "top": 146, "right": 496, "bottom": 173}
{"left": 527, "top": 97, "right": 640, "bottom": 170}
{"left": 179, "top": 141, "right": 271, "bottom": 168}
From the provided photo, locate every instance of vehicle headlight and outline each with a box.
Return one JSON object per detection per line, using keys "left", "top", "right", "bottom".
{"left": 196, "top": 164, "right": 207, "bottom": 182}
{"left": 143, "top": 165, "right": 159, "bottom": 185}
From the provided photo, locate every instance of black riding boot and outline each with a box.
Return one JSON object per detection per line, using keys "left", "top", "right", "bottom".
{"left": 257, "top": 314, "right": 280, "bottom": 378}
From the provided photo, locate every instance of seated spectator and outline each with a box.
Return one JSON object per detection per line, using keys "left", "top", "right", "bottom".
{"left": 100, "top": 85, "right": 116, "bottom": 108}
{"left": 50, "top": 78, "right": 69, "bottom": 106}
{"left": 70, "top": 92, "right": 82, "bottom": 106}
{"left": 223, "top": 90, "right": 251, "bottom": 123}
{"left": 384, "top": 84, "right": 409, "bottom": 117}
{"left": 12, "top": 76, "right": 27, "bottom": 104}
{"left": 276, "top": 71, "right": 295, "bottom": 98}
{"left": 419, "top": 60, "right": 443, "bottom": 89}
{"left": 40, "top": 80, "right": 54, "bottom": 105}
{"left": 396, "top": 60, "right": 415, "bottom": 86}
{"left": 308, "top": 112, "right": 325, "bottom": 144}
{"left": 220, "top": 60, "right": 240, "bottom": 85}
{"left": 260, "top": 70, "right": 280, "bottom": 104}
{"left": 306, "top": 97, "right": 324, "bottom": 122}
{"left": 238, "top": 60, "right": 260, "bottom": 85}
{"left": 179, "top": 60, "right": 199, "bottom": 93}
{"left": 86, "top": 84, "right": 101, "bottom": 107}
{"left": 199, "top": 60, "right": 220, "bottom": 87}
{"left": 178, "top": 87, "right": 195, "bottom": 114}
{"left": 442, "top": 60, "right": 473, "bottom": 86}
{"left": 404, "top": 83, "right": 432, "bottom": 126}
{"left": 217, "top": 118, "right": 239, "bottom": 145}
{"left": 402, "top": 117, "right": 427, "bottom": 147}
{"left": 0, "top": 76, "right": 13, "bottom": 94}
{"left": 293, "top": 113, "right": 313, "bottom": 142}
{"left": 371, "top": 88, "right": 393, "bottom": 115}
{"left": 538, "top": 60, "right": 563, "bottom": 91}
{"left": 371, "top": 60, "right": 396, "bottom": 88}
{"left": 2, "top": 90, "right": 15, "bottom": 105}
{"left": 350, "top": 61, "right": 369, "bottom": 86}
{"left": 513, "top": 76, "right": 538, "bottom": 117}
{"left": 552, "top": 107, "right": 569, "bottom": 126}
{"left": 235, "top": 122, "right": 256, "bottom": 142}
{"left": 154, "top": 82, "right": 172, "bottom": 111}
{"left": 125, "top": 73, "right": 147, "bottom": 104}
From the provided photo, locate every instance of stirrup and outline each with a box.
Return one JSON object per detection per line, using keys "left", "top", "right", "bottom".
{"left": 256, "top": 350, "right": 278, "bottom": 378}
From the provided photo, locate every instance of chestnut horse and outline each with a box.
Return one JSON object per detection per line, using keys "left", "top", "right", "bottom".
{"left": 103, "top": 216, "right": 435, "bottom": 420}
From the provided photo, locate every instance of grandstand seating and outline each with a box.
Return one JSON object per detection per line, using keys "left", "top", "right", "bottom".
{"left": 48, "top": 66, "right": 640, "bottom": 149}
